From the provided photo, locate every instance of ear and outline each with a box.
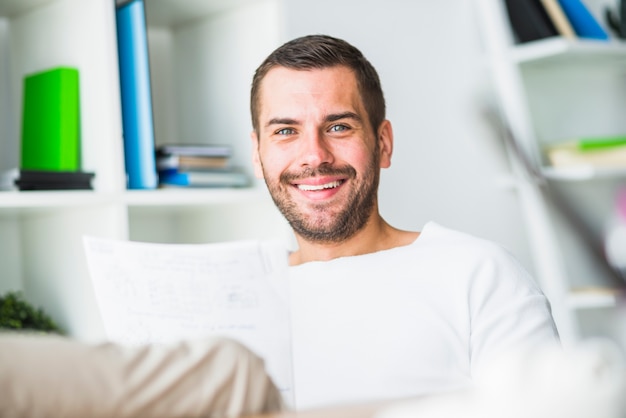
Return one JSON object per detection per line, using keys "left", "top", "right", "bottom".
{"left": 377, "top": 119, "right": 393, "bottom": 169}
{"left": 250, "top": 131, "right": 264, "bottom": 179}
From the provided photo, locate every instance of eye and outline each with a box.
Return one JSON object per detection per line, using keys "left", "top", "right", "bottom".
{"left": 275, "top": 127, "right": 296, "bottom": 136}
{"left": 329, "top": 124, "right": 349, "bottom": 133}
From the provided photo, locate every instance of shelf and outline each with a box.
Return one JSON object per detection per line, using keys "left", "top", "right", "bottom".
{"left": 476, "top": 0, "right": 626, "bottom": 343}
{"left": 568, "top": 287, "right": 622, "bottom": 310}
{"left": 0, "top": 190, "right": 116, "bottom": 209}
{"left": 0, "top": 187, "right": 270, "bottom": 210}
{"left": 511, "top": 37, "right": 626, "bottom": 66}
{"left": 124, "top": 187, "right": 269, "bottom": 207}
{"left": 0, "top": 0, "right": 289, "bottom": 341}
{"left": 494, "top": 165, "right": 626, "bottom": 187}
{"left": 144, "top": 0, "right": 258, "bottom": 27}
{"left": 542, "top": 166, "right": 626, "bottom": 181}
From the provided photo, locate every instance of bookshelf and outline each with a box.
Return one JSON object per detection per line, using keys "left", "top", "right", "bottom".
{"left": 508, "top": 36, "right": 626, "bottom": 63}
{"left": 0, "top": 0, "right": 289, "bottom": 341}
{"left": 542, "top": 166, "right": 626, "bottom": 181}
{"left": 475, "top": 0, "right": 626, "bottom": 344}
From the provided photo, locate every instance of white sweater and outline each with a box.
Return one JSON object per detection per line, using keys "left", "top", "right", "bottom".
{"left": 288, "top": 222, "right": 560, "bottom": 410}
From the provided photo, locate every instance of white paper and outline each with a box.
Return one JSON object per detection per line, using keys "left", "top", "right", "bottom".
{"left": 83, "top": 236, "right": 293, "bottom": 404}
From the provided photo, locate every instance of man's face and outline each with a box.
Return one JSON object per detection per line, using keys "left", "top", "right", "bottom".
{"left": 252, "top": 66, "right": 391, "bottom": 243}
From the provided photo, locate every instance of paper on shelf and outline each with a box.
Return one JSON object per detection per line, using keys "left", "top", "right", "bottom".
{"left": 83, "top": 236, "right": 293, "bottom": 404}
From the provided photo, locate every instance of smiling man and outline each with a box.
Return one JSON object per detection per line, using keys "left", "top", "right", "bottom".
{"left": 250, "top": 34, "right": 560, "bottom": 410}
{"left": 251, "top": 41, "right": 417, "bottom": 265}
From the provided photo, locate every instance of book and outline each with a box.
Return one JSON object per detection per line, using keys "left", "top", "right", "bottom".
{"left": 156, "top": 144, "right": 232, "bottom": 158}
{"left": 116, "top": 0, "right": 158, "bottom": 190}
{"left": 504, "top": 0, "right": 559, "bottom": 43}
{"left": 577, "top": 135, "right": 626, "bottom": 151}
{"left": 156, "top": 154, "right": 231, "bottom": 171}
{"left": 83, "top": 237, "right": 294, "bottom": 406}
{"left": 557, "top": 0, "right": 610, "bottom": 40}
{"left": 158, "top": 167, "right": 250, "bottom": 188}
{"left": 544, "top": 136, "right": 626, "bottom": 168}
{"left": 539, "top": 0, "right": 577, "bottom": 38}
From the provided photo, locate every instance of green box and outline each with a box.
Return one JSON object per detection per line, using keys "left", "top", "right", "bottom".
{"left": 21, "top": 67, "right": 81, "bottom": 171}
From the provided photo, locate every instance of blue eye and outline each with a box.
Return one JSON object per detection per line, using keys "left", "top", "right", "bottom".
{"left": 329, "top": 124, "right": 348, "bottom": 132}
{"left": 276, "top": 128, "right": 295, "bottom": 135}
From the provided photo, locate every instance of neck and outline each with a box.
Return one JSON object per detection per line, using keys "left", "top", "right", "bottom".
{"left": 288, "top": 214, "right": 420, "bottom": 266}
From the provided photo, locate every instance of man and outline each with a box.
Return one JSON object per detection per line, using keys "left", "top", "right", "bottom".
{"left": 249, "top": 34, "right": 560, "bottom": 410}
{"left": 1, "top": 34, "right": 560, "bottom": 418}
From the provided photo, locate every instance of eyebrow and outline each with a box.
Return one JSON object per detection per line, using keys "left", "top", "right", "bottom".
{"left": 325, "top": 111, "right": 362, "bottom": 123}
{"left": 266, "top": 117, "right": 299, "bottom": 127}
{"left": 265, "top": 112, "right": 362, "bottom": 128}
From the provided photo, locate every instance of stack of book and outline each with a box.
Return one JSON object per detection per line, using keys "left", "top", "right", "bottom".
{"left": 544, "top": 135, "right": 626, "bottom": 169}
{"left": 156, "top": 144, "right": 250, "bottom": 188}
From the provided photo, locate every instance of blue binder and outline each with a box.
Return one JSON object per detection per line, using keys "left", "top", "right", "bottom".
{"left": 116, "top": 0, "right": 158, "bottom": 189}
{"left": 557, "top": 0, "right": 610, "bottom": 40}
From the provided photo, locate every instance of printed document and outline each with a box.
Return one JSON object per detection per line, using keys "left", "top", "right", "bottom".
{"left": 83, "top": 236, "right": 293, "bottom": 404}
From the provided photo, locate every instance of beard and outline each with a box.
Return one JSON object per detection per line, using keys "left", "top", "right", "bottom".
{"left": 262, "top": 156, "right": 380, "bottom": 244}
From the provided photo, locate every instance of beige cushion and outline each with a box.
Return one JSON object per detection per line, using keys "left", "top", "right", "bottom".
{"left": 0, "top": 333, "right": 283, "bottom": 417}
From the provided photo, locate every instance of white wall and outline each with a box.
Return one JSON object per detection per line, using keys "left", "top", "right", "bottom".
{"left": 282, "top": 0, "right": 534, "bottom": 271}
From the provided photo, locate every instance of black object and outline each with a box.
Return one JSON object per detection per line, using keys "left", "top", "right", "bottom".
{"left": 15, "top": 170, "right": 95, "bottom": 191}
{"left": 505, "top": 0, "right": 559, "bottom": 43}
{"left": 605, "top": 0, "right": 626, "bottom": 39}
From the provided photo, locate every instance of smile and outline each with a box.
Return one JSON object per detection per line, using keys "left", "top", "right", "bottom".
{"left": 296, "top": 180, "right": 343, "bottom": 191}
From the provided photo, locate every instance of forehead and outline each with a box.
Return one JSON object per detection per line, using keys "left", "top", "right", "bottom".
{"left": 258, "top": 66, "right": 362, "bottom": 113}
{"left": 262, "top": 65, "right": 357, "bottom": 86}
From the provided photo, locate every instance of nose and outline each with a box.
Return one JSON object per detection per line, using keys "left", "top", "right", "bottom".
{"left": 299, "top": 129, "right": 334, "bottom": 167}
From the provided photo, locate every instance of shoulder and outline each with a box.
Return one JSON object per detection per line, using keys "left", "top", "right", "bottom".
{"left": 418, "top": 223, "right": 560, "bottom": 367}
{"left": 418, "top": 222, "right": 525, "bottom": 268}
{"left": 416, "top": 222, "right": 544, "bottom": 295}
{"left": 419, "top": 221, "right": 506, "bottom": 251}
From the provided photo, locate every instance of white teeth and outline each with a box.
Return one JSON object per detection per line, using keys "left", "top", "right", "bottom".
{"left": 297, "top": 181, "right": 342, "bottom": 191}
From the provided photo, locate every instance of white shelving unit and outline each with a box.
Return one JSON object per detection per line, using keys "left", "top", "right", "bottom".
{"left": 0, "top": 0, "right": 289, "bottom": 341}
{"left": 475, "top": 0, "right": 626, "bottom": 344}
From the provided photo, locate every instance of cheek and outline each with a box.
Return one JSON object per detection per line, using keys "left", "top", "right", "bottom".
{"left": 339, "top": 143, "right": 375, "bottom": 171}
{"left": 257, "top": 148, "right": 290, "bottom": 180}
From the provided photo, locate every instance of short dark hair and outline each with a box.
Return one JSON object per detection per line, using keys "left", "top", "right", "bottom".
{"left": 250, "top": 34, "right": 386, "bottom": 135}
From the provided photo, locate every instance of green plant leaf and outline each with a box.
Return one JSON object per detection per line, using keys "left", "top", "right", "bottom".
{"left": 0, "top": 291, "right": 64, "bottom": 334}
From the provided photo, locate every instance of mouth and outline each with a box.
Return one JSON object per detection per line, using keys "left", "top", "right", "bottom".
{"left": 296, "top": 180, "right": 344, "bottom": 191}
{"left": 281, "top": 165, "right": 356, "bottom": 198}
